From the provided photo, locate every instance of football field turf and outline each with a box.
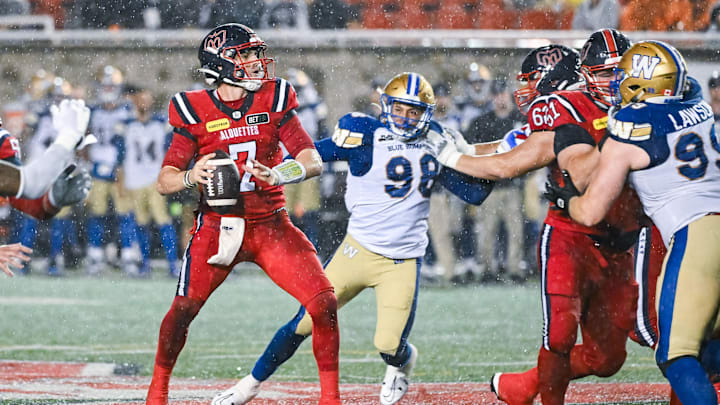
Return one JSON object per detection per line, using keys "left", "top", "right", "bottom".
{"left": 0, "top": 266, "right": 669, "bottom": 404}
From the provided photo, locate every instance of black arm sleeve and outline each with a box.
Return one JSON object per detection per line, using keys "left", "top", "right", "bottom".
{"left": 553, "top": 124, "right": 596, "bottom": 156}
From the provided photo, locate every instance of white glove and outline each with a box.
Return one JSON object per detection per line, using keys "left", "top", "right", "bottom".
{"left": 48, "top": 164, "right": 92, "bottom": 208}
{"left": 51, "top": 99, "right": 91, "bottom": 151}
{"left": 444, "top": 127, "right": 475, "bottom": 155}
{"left": 427, "top": 130, "right": 462, "bottom": 169}
{"left": 496, "top": 125, "right": 530, "bottom": 154}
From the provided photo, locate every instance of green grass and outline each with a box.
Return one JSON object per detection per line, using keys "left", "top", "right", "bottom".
{"left": 0, "top": 268, "right": 665, "bottom": 385}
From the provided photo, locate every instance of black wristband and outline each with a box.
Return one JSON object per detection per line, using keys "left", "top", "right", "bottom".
{"left": 553, "top": 124, "right": 596, "bottom": 156}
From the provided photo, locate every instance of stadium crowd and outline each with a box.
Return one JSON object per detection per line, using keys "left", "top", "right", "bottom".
{"left": 2, "top": 0, "right": 720, "bottom": 31}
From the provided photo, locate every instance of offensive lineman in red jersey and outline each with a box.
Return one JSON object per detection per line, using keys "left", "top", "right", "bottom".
{"left": 145, "top": 23, "right": 340, "bottom": 405}
{"left": 431, "top": 30, "right": 649, "bottom": 405}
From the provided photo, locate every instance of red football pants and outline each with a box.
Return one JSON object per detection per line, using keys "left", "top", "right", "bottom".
{"left": 177, "top": 210, "right": 333, "bottom": 305}
{"left": 537, "top": 224, "right": 637, "bottom": 404}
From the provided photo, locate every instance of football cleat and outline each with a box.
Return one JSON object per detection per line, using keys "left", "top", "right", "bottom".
{"left": 380, "top": 343, "right": 418, "bottom": 405}
{"left": 490, "top": 372, "right": 535, "bottom": 405}
{"left": 212, "top": 374, "right": 261, "bottom": 405}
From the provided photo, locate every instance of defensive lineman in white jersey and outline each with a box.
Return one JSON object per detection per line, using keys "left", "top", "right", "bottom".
{"left": 545, "top": 41, "right": 720, "bottom": 405}
{"left": 212, "top": 73, "right": 494, "bottom": 405}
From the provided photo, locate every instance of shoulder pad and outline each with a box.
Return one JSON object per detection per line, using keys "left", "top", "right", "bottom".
{"left": 332, "top": 112, "right": 381, "bottom": 148}
{"left": 527, "top": 93, "right": 587, "bottom": 131}
{"left": 529, "top": 93, "right": 585, "bottom": 122}
{"left": 608, "top": 106, "right": 652, "bottom": 142}
{"left": 427, "top": 120, "right": 443, "bottom": 134}
{"left": 169, "top": 91, "right": 202, "bottom": 127}
{"left": 271, "top": 78, "right": 299, "bottom": 113}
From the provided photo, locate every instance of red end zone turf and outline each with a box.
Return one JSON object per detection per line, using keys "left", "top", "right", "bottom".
{"left": 0, "top": 360, "right": 671, "bottom": 404}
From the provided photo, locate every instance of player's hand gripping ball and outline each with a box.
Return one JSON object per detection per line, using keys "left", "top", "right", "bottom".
{"left": 203, "top": 150, "right": 241, "bottom": 215}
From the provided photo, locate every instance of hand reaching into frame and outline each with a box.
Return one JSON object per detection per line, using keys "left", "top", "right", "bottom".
{"left": 0, "top": 243, "right": 33, "bottom": 277}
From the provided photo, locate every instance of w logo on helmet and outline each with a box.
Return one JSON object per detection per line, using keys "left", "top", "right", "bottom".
{"left": 536, "top": 48, "right": 563, "bottom": 67}
{"left": 631, "top": 54, "right": 661, "bottom": 80}
{"left": 204, "top": 30, "right": 227, "bottom": 53}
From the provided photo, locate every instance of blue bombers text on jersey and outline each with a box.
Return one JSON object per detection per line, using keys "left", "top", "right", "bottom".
{"left": 315, "top": 112, "right": 492, "bottom": 259}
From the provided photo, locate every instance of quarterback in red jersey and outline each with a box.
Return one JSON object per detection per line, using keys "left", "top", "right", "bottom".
{"left": 432, "top": 30, "right": 649, "bottom": 405}
{"left": 146, "top": 23, "right": 340, "bottom": 405}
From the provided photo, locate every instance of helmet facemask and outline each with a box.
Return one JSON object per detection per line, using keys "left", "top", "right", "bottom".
{"left": 380, "top": 95, "right": 435, "bottom": 141}
{"left": 513, "top": 70, "right": 541, "bottom": 113}
{"left": 583, "top": 60, "right": 620, "bottom": 106}
{"left": 379, "top": 72, "right": 436, "bottom": 141}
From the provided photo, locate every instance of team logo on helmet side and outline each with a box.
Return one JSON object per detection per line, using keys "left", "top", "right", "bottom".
{"left": 630, "top": 54, "right": 662, "bottom": 80}
{"left": 610, "top": 40, "right": 687, "bottom": 106}
{"left": 204, "top": 30, "right": 226, "bottom": 53}
{"left": 536, "top": 48, "right": 563, "bottom": 67}
{"left": 514, "top": 45, "right": 581, "bottom": 112}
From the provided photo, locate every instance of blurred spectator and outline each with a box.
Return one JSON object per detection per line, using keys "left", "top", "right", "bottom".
{"left": 0, "top": 0, "right": 29, "bottom": 15}
{"left": 432, "top": 83, "right": 462, "bottom": 131}
{"left": 309, "top": 0, "right": 354, "bottom": 29}
{"left": 29, "top": 0, "right": 73, "bottom": 27}
{"left": 426, "top": 81, "right": 466, "bottom": 283}
{"left": 710, "top": 0, "right": 720, "bottom": 30}
{"left": 467, "top": 79, "right": 527, "bottom": 283}
{"left": 157, "top": 0, "right": 200, "bottom": 28}
{"left": 260, "top": 0, "right": 310, "bottom": 30}
{"left": 620, "top": 0, "right": 711, "bottom": 31}
{"left": 198, "top": 0, "right": 265, "bottom": 29}
{"left": 352, "top": 76, "right": 385, "bottom": 117}
{"left": 571, "top": 0, "right": 619, "bottom": 30}
{"left": 465, "top": 78, "right": 523, "bottom": 144}
{"left": 65, "top": 1, "right": 121, "bottom": 28}
{"left": 709, "top": 71, "right": 720, "bottom": 119}
{"left": 458, "top": 62, "right": 493, "bottom": 131}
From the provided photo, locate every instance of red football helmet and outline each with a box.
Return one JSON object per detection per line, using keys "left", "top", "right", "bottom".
{"left": 580, "top": 29, "right": 632, "bottom": 106}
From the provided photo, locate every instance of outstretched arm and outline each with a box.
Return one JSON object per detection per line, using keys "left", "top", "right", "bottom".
{"left": 16, "top": 99, "right": 91, "bottom": 199}
{"left": 453, "top": 131, "right": 556, "bottom": 180}
{"left": 0, "top": 162, "right": 21, "bottom": 197}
